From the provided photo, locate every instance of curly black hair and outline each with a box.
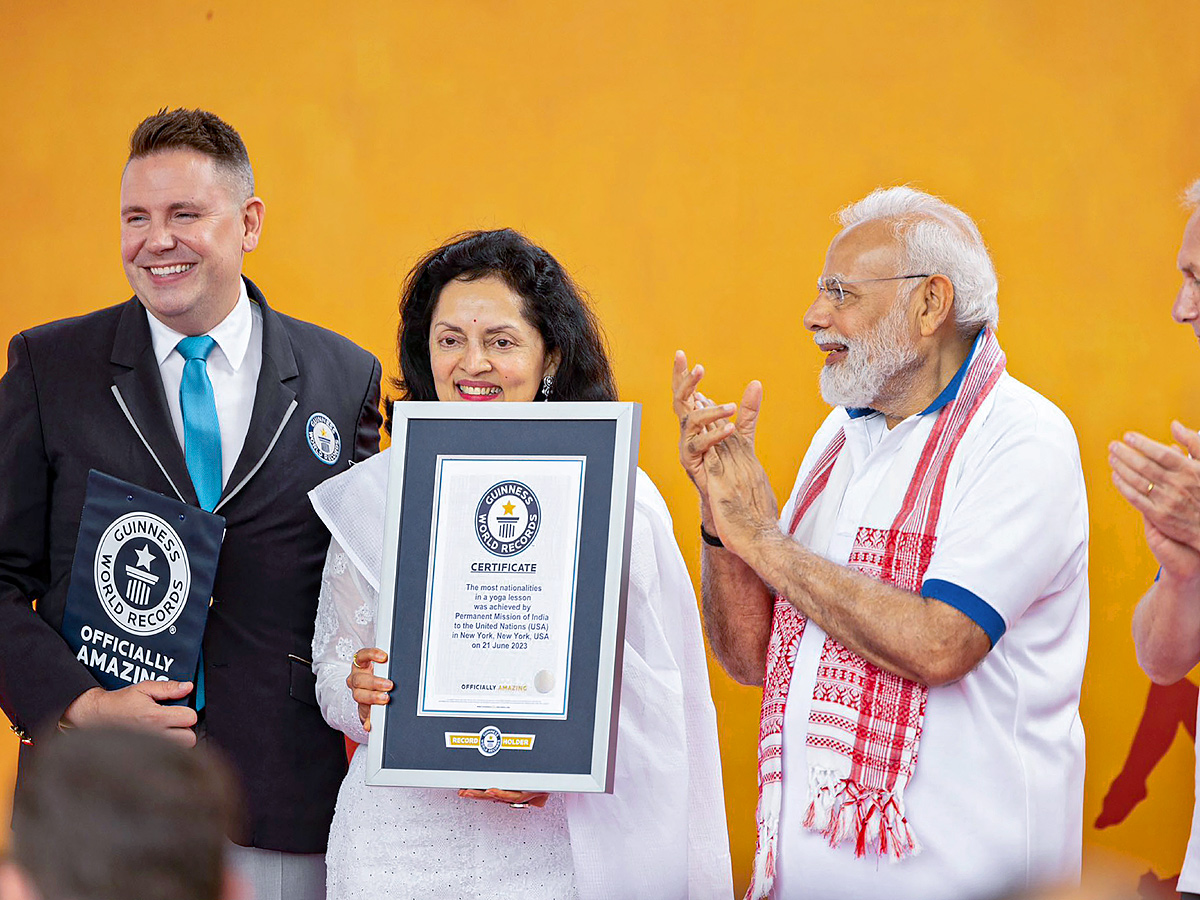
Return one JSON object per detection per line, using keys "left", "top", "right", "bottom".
{"left": 386, "top": 229, "right": 617, "bottom": 431}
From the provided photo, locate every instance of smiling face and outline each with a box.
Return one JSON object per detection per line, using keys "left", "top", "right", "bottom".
{"left": 428, "top": 275, "right": 558, "bottom": 402}
{"left": 120, "top": 149, "right": 263, "bottom": 336}
{"left": 814, "top": 293, "right": 918, "bottom": 409}
{"left": 804, "top": 219, "right": 921, "bottom": 408}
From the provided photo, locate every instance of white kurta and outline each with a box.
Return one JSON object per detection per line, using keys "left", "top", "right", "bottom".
{"left": 772, "top": 368, "right": 1090, "bottom": 900}
{"left": 309, "top": 450, "right": 734, "bottom": 900}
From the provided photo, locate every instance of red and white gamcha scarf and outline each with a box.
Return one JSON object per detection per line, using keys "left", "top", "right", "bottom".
{"left": 747, "top": 329, "right": 1006, "bottom": 899}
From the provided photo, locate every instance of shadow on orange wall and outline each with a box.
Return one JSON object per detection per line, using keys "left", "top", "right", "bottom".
{"left": 1096, "top": 679, "right": 1198, "bottom": 899}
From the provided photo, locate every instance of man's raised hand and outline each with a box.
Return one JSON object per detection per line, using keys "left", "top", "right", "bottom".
{"left": 673, "top": 351, "right": 736, "bottom": 494}
{"left": 702, "top": 381, "right": 778, "bottom": 556}
{"left": 1111, "top": 421, "right": 1200, "bottom": 555}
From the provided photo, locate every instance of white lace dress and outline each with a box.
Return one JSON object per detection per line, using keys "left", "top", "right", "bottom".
{"left": 313, "top": 539, "right": 578, "bottom": 899}
{"left": 310, "top": 450, "right": 734, "bottom": 900}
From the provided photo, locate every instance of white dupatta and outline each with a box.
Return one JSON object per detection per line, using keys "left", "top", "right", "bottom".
{"left": 310, "top": 450, "right": 734, "bottom": 900}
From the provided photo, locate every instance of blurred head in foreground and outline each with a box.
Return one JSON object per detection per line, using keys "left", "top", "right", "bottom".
{"left": 0, "top": 727, "right": 243, "bottom": 900}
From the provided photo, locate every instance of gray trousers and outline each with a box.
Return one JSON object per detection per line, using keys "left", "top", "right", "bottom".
{"left": 226, "top": 843, "right": 326, "bottom": 900}
{"left": 199, "top": 721, "right": 326, "bottom": 900}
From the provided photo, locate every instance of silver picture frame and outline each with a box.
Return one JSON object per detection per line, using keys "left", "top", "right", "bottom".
{"left": 366, "top": 401, "right": 640, "bottom": 792}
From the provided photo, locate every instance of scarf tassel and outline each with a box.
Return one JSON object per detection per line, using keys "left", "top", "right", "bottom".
{"left": 803, "top": 773, "right": 921, "bottom": 862}
{"left": 747, "top": 780, "right": 782, "bottom": 899}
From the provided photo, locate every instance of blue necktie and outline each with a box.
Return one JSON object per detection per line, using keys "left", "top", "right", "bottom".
{"left": 177, "top": 335, "right": 221, "bottom": 711}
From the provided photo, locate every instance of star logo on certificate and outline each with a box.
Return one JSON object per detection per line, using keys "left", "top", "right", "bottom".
{"left": 475, "top": 481, "right": 541, "bottom": 556}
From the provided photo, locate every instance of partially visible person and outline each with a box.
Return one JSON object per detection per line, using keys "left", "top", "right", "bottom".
{"left": 1110, "top": 177, "right": 1200, "bottom": 900}
{"left": 309, "top": 229, "right": 734, "bottom": 899}
{"left": 0, "top": 108, "right": 383, "bottom": 900}
{"left": 0, "top": 727, "right": 244, "bottom": 900}
{"left": 676, "top": 186, "right": 1088, "bottom": 900}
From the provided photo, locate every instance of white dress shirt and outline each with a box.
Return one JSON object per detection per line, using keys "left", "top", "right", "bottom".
{"left": 144, "top": 279, "right": 263, "bottom": 490}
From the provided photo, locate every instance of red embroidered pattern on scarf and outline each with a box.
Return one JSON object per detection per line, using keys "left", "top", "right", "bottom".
{"left": 746, "top": 329, "right": 1006, "bottom": 899}
{"left": 754, "top": 430, "right": 845, "bottom": 793}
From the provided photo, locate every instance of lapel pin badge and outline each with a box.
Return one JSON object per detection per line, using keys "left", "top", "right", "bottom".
{"left": 306, "top": 413, "right": 341, "bottom": 465}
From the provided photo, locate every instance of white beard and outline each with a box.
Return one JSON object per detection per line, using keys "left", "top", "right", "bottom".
{"left": 815, "top": 301, "right": 920, "bottom": 409}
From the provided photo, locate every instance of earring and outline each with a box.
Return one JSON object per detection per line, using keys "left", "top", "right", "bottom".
{"left": 541, "top": 374, "right": 554, "bottom": 400}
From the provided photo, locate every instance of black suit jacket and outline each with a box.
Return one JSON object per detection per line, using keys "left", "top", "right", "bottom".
{"left": 0, "top": 279, "right": 382, "bottom": 852}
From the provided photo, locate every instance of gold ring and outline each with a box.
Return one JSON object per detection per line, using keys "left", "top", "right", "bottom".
{"left": 1147, "top": 482, "right": 1155, "bottom": 495}
{"left": 352, "top": 651, "right": 368, "bottom": 669}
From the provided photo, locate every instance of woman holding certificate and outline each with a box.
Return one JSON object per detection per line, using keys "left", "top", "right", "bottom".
{"left": 308, "top": 229, "right": 733, "bottom": 900}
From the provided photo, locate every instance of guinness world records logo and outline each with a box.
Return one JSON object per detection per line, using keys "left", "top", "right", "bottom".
{"left": 93, "top": 512, "right": 191, "bottom": 636}
{"left": 478, "top": 725, "right": 503, "bottom": 757}
{"left": 306, "top": 412, "right": 341, "bottom": 465}
{"left": 475, "top": 481, "right": 540, "bottom": 557}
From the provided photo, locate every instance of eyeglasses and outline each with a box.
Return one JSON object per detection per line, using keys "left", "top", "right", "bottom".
{"left": 816, "top": 274, "right": 931, "bottom": 305}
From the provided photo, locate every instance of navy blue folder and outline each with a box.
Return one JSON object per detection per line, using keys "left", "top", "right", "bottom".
{"left": 59, "top": 470, "right": 225, "bottom": 700}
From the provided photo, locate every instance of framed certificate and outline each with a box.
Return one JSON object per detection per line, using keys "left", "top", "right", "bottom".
{"left": 366, "top": 402, "right": 640, "bottom": 792}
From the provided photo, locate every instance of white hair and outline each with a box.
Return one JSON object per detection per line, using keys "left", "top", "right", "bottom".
{"left": 837, "top": 186, "right": 999, "bottom": 334}
{"left": 1184, "top": 179, "right": 1200, "bottom": 210}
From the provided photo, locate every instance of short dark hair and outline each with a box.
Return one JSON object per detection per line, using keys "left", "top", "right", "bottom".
{"left": 387, "top": 229, "right": 618, "bottom": 429}
{"left": 11, "top": 728, "right": 241, "bottom": 900}
{"left": 128, "top": 107, "right": 255, "bottom": 197}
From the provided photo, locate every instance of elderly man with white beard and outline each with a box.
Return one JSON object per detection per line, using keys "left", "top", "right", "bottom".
{"left": 674, "top": 186, "right": 1089, "bottom": 900}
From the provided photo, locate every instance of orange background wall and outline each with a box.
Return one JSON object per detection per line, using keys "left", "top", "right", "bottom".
{"left": 3, "top": 2, "right": 1200, "bottom": 894}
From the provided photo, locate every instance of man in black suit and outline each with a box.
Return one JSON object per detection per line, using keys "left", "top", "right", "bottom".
{"left": 0, "top": 108, "right": 382, "bottom": 900}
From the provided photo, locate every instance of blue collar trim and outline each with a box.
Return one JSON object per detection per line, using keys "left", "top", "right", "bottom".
{"left": 844, "top": 329, "right": 985, "bottom": 420}
{"left": 920, "top": 329, "right": 983, "bottom": 415}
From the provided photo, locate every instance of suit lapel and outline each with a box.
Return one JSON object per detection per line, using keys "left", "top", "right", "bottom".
{"left": 217, "top": 280, "right": 298, "bottom": 512}
{"left": 109, "top": 299, "right": 199, "bottom": 506}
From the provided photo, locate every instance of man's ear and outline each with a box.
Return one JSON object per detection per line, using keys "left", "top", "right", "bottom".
{"left": 916, "top": 274, "right": 955, "bottom": 337}
{"left": 241, "top": 197, "right": 265, "bottom": 253}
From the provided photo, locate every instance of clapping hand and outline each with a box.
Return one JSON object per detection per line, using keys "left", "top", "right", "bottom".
{"left": 672, "top": 351, "right": 737, "bottom": 495}
{"left": 1110, "top": 422, "right": 1200, "bottom": 580}
{"left": 673, "top": 351, "right": 778, "bottom": 555}
{"left": 699, "top": 381, "right": 779, "bottom": 554}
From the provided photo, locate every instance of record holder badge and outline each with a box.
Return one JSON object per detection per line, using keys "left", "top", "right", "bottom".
{"left": 60, "top": 471, "right": 226, "bottom": 699}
